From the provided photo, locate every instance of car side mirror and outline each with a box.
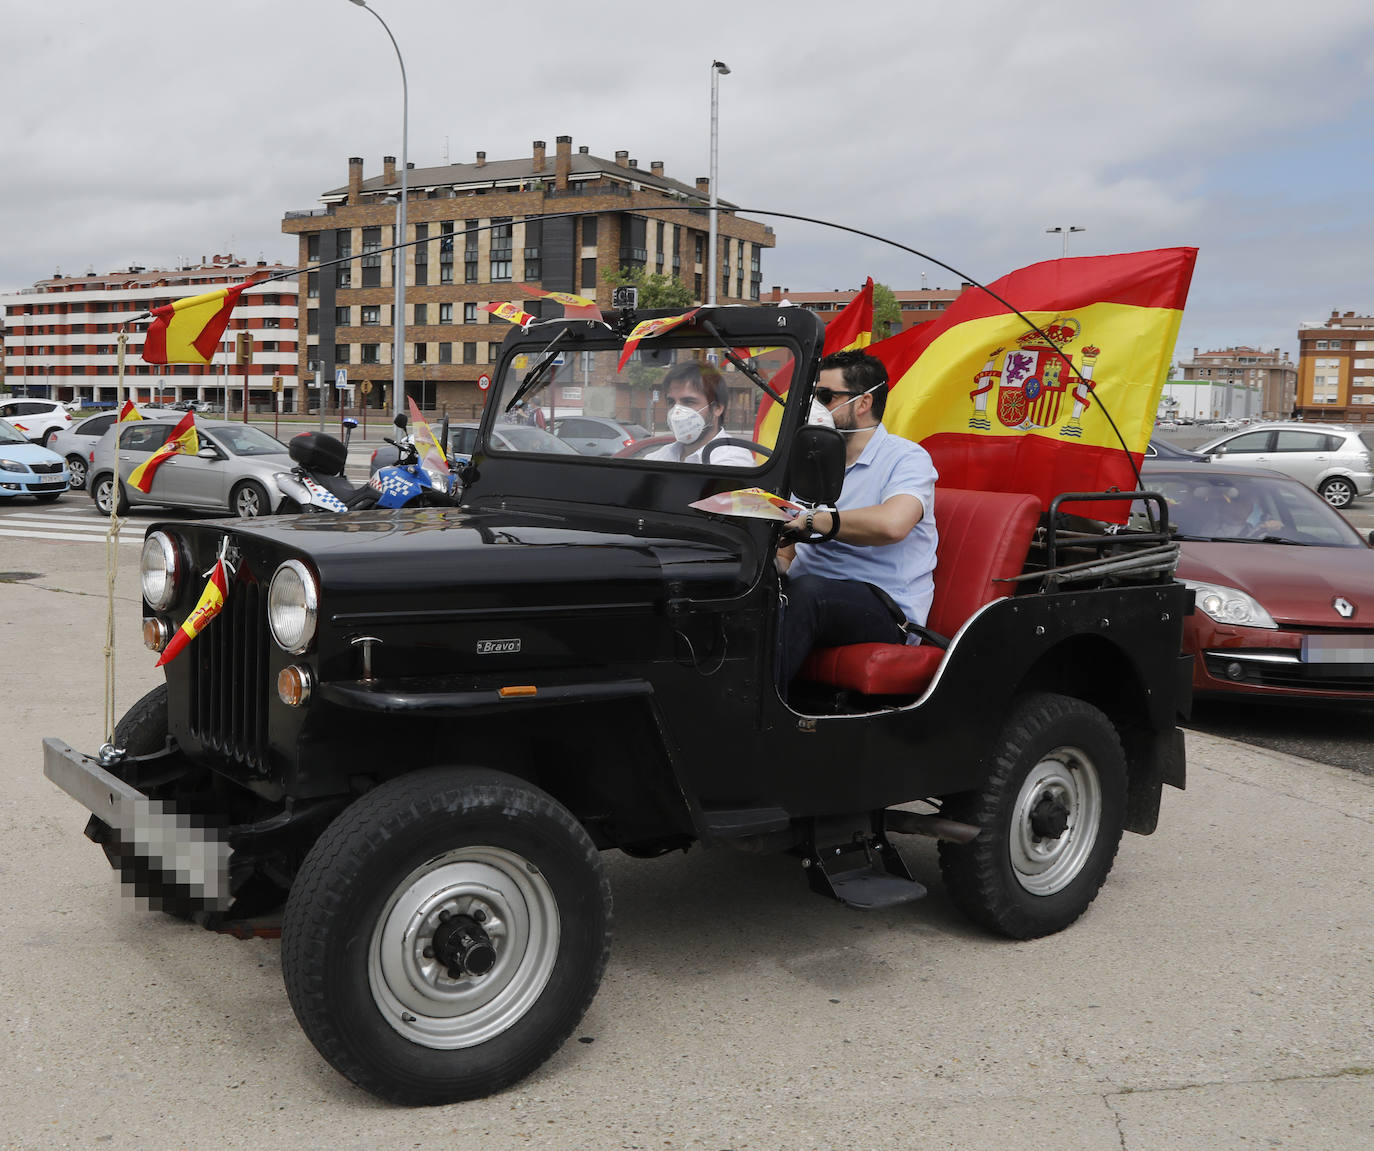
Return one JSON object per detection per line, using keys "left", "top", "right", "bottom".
{"left": 196, "top": 446, "right": 220, "bottom": 460}
{"left": 788, "top": 425, "right": 845, "bottom": 507}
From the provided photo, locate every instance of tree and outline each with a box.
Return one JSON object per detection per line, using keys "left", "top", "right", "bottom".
{"left": 602, "top": 266, "right": 694, "bottom": 309}
{"left": 871, "top": 282, "right": 902, "bottom": 341}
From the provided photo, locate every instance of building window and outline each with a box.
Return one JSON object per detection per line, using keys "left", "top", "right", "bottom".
{"left": 490, "top": 217, "right": 513, "bottom": 281}
{"left": 1353, "top": 359, "right": 1374, "bottom": 370}
{"left": 308, "top": 271, "right": 319, "bottom": 299}
{"left": 439, "top": 302, "right": 453, "bottom": 324}
{"left": 414, "top": 225, "right": 429, "bottom": 287}
{"left": 581, "top": 257, "right": 597, "bottom": 289}
{"left": 307, "top": 308, "right": 319, "bottom": 335}
{"left": 361, "top": 227, "right": 382, "bottom": 289}
{"left": 361, "top": 344, "right": 380, "bottom": 365}
{"left": 464, "top": 302, "right": 478, "bottom": 323}
{"left": 440, "top": 221, "right": 455, "bottom": 286}
{"left": 414, "top": 342, "right": 427, "bottom": 364}
{"left": 488, "top": 342, "right": 499, "bottom": 363}
{"left": 1315, "top": 340, "right": 1328, "bottom": 349}
{"left": 463, "top": 342, "right": 477, "bottom": 364}
{"left": 582, "top": 217, "right": 597, "bottom": 246}
{"left": 361, "top": 305, "right": 380, "bottom": 326}
{"left": 413, "top": 303, "right": 427, "bottom": 325}
{"left": 335, "top": 345, "right": 351, "bottom": 364}
{"left": 439, "top": 342, "right": 452, "bottom": 364}
{"left": 307, "top": 235, "right": 320, "bottom": 262}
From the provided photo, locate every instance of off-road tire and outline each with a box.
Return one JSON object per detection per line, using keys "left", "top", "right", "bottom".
{"left": 114, "top": 683, "right": 170, "bottom": 755}
{"left": 281, "top": 766, "right": 612, "bottom": 1106}
{"left": 938, "top": 692, "right": 1126, "bottom": 939}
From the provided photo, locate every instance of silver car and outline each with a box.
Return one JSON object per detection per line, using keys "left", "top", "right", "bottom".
{"left": 89, "top": 417, "right": 294, "bottom": 517}
{"left": 49, "top": 405, "right": 183, "bottom": 489}
{"left": 1198, "top": 421, "right": 1374, "bottom": 509}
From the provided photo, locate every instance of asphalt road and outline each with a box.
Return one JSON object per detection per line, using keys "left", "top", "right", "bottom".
{"left": 1, "top": 525, "right": 1372, "bottom": 1149}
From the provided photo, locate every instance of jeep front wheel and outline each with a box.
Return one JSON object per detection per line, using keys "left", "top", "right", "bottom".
{"left": 281, "top": 767, "right": 611, "bottom": 1105}
{"left": 938, "top": 692, "right": 1126, "bottom": 939}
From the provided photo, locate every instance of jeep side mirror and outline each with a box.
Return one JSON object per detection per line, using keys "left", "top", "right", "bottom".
{"left": 788, "top": 425, "right": 845, "bottom": 507}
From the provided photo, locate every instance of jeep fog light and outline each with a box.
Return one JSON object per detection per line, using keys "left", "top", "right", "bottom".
{"left": 140, "top": 531, "right": 181, "bottom": 611}
{"left": 268, "top": 559, "right": 319, "bottom": 654}
{"left": 142, "top": 617, "right": 171, "bottom": 652}
{"left": 278, "top": 665, "right": 313, "bottom": 707}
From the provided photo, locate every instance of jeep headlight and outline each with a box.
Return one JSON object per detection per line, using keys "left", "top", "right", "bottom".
{"left": 139, "top": 531, "right": 181, "bottom": 611}
{"left": 1181, "top": 578, "right": 1277, "bottom": 628}
{"left": 268, "top": 559, "right": 319, "bottom": 653}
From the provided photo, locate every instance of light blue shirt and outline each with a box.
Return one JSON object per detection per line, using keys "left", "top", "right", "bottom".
{"left": 790, "top": 424, "right": 939, "bottom": 626}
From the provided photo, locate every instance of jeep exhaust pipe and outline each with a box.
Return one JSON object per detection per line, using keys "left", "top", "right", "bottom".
{"left": 884, "top": 809, "right": 980, "bottom": 844}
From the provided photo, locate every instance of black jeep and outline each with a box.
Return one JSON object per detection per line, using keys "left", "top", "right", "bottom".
{"left": 43, "top": 304, "right": 1189, "bottom": 1105}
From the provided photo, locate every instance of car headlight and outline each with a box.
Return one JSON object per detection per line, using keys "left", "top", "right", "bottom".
{"left": 1181, "top": 578, "right": 1277, "bottom": 628}
{"left": 268, "top": 559, "right": 319, "bottom": 654}
{"left": 139, "top": 531, "right": 182, "bottom": 611}
{"left": 0, "top": 458, "right": 26, "bottom": 473}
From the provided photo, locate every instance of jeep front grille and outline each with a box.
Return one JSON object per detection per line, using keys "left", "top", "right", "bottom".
{"left": 188, "top": 578, "right": 269, "bottom": 770}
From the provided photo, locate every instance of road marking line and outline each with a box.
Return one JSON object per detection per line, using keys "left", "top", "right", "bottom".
{"left": 0, "top": 516, "right": 115, "bottom": 534}
{"left": 0, "top": 527, "right": 142, "bottom": 545}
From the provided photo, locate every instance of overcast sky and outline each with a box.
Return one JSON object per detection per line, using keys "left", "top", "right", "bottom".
{"left": 4, "top": 0, "right": 1372, "bottom": 362}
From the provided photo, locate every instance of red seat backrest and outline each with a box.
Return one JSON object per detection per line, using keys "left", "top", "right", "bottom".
{"left": 797, "top": 487, "right": 1041, "bottom": 697}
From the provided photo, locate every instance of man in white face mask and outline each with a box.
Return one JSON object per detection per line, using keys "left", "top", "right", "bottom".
{"left": 646, "top": 363, "right": 756, "bottom": 467}
{"left": 776, "top": 349, "right": 939, "bottom": 699}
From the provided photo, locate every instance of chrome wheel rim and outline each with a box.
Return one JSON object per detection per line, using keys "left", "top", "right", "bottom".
{"left": 368, "top": 845, "right": 560, "bottom": 1050}
{"left": 94, "top": 478, "right": 112, "bottom": 514}
{"left": 68, "top": 458, "right": 87, "bottom": 489}
{"left": 1009, "top": 747, "right": 1101, "bottom": 896}
{"left": 1322, "top": 480, "right": 1353, "bottom": 508}
{"left": 235, "top": 487, "right": 262, "bottom": 516}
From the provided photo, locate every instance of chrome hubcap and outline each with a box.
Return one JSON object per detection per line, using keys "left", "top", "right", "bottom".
{"left": 368, "top": 845, "right": 560, "bottom": 1049}
{"left": 1009, "top": 747, "right": 1101, "bottom": 896}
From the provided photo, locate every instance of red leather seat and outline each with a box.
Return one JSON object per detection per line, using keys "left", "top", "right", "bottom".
{"left": 797, "top": 488, "right": 1042, "bottom": 696}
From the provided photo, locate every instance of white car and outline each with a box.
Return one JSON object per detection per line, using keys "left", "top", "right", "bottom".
{"left": 0, "top": 398, "right": 73, "bottom": 445}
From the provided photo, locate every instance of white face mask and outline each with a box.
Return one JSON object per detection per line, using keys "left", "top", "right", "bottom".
{"left": 808, "top": 399, "right": 835, "bottom": 429}
{"left": 667, "top": 403, "right": 707, "bottom": 444}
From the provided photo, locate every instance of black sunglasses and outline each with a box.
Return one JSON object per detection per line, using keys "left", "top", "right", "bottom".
{"left": 814, "top": 386, "right": 864, "bottom": 405}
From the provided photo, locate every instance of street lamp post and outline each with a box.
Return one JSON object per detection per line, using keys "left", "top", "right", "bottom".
{"left": 1046, "top": 225, "right": 1085, "bottom": 257}
{"left": 707, "top": 60, "right": 730, "bottom": 307}
{"left": 347, "top": 0, "right": 408, "bottom": 418}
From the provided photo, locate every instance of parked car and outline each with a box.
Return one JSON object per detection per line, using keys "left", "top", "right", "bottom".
{"left": 551, "top": 415, "right": 650, "bottom": 455}
{"left": 1145, "top": 438, "right": 1208, "bottom": 462}
{"left": 47, "top": 409, "right": 126, "bottom": 490}
{"left": 370, "top": 422, "right": 580, "bottom": 474}
{"left": 0, "top": 417, "right": 69, "bottom": 502}
{"left": 1196, "top": 421, "right": 1373, "bottom": 508}
{"left": 88, "top": 417, "right": 294, "bottom": 517}
{"left": 1138, "top": 461, "right": 1374, "bottom": 701}
{"left": 0, "top": 398, "right": 73, "bottom": 446}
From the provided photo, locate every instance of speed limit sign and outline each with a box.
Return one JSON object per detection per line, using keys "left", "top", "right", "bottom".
{"left": 477, "top": 373, "right": 492, "bottom": 391}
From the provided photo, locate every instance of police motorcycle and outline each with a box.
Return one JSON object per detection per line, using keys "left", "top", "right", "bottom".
{"left": 275, "top": 413, "right": 458, "bottom": 513}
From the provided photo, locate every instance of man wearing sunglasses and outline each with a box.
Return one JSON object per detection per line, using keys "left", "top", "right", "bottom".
{"left": 776, "top": 348, "right": 938, "bottom": 699}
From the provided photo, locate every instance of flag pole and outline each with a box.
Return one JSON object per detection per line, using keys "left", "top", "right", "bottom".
{"left": 101, "top": 333, "right": 129, "bottom": 754}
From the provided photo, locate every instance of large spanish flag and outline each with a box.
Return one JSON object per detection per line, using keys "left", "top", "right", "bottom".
{"left": 874, "top": 248, "right": 1197, "bottom": 520}
{"left": 156, "top": 558, "right": 229, "bottom": 666}
{"left": 752, "top": 278, "right": 875, "bottom": 446}
{"left": 142, "top": 284, "right": 247, "bottom": 365}
{"left": 128, "top": 411, "right": 199, "bottom": 493}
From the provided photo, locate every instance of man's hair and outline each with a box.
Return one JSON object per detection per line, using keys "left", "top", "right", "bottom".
{"left": 663, "top": 361, "right": 727, "bottom": 419}
{"left": 817, "top": 348, "right": 890, "bottom": 418}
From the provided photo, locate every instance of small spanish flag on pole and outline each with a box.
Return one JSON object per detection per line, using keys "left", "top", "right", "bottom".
{"left": 156, "top": 558, "right": 230, "bottom": 666}
{"left": 118, "top": 399, "right": 143, "bottom": 422}
{"left": 129, "top": 411, "right": 199, "bottom": 493}
{"left": 142, "top": 284, "right": 247, "bottom": 365}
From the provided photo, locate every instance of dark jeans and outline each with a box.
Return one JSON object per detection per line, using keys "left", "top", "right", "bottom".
{"left": 778, "top": 574, "right": 906, "bottom": 697}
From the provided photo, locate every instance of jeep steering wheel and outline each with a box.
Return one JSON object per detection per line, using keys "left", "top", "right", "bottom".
{"left": 701, "top": 437, "right": 772, "bottom": 464}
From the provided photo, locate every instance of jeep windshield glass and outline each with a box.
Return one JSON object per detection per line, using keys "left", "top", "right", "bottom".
{"left": 487, "top": 339, "right": 795, "bottom": 469}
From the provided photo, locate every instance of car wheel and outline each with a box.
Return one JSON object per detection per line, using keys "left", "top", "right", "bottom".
{"left": 66, "top": 455, "right": 88, "bottom": 490}
{"left": 281, "top": 766, "right": 612, "bottom": 1105}
{"left": 1318, "top": 476, "right": 1356, "bottom": 509}
{"left": 230, "top": 480, "right": 269, "bottom": 518}
{"left": 91, "top": 474, "right": 129, "bottom": 516}
{"left": 937, "top": 692, "right": 1126, "bottom": 940}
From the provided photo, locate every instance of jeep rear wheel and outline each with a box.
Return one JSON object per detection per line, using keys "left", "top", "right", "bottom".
{"left": 281, "top": 767, "right": 611, "bottom": 1106}
{"left": 938, "top": 692, "right": 1126, "bottom": 939}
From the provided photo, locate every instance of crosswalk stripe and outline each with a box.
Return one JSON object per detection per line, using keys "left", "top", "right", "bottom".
{"left": 0, "top": 526, "right": 142, "bottom": 545}
{"left": 1, "top": 515, "right": 114, "bottom": 534}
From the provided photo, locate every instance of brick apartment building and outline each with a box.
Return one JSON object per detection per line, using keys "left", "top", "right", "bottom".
{"left": 282, "top": 137, "right": 776, "bottom": 416}
{"left": 1172, "top": 346, "right": 1296, "bottom": 420}
{"left": 1295, "top": 310, "right": 1374, "bottom": 423}
{"left": 0, "top": 257, "right": 299, "bottom": 411}
{"left": 763, "top": 284, "right": 965, "bottom": 338}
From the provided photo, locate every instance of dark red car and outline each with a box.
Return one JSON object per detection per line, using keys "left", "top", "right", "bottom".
{"left": 1141, "top": 462, "right": 1374, "bottom": 701}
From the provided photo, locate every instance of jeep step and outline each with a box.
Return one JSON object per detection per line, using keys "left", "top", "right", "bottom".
{"left": 802, "top": 831, "right": 927, "bottom": 910}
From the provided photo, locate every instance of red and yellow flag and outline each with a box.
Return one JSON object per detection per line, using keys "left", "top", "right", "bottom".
{"left": 617, "top": 308, "right": 701, "bottom": 372}
{"left": 156, "top": 558, "right": 229, "bottom": 666}
{"left": 128, "top": 411, "right": 199, "bottom": 493}
{"left": 482, "top": 301, "right": 536, "bottom": 328}
{"left": 407, "top": 397, "right": 450, "bottom": 478}
{"left": 871, "top": 248, "right": 1197, "bottom": 521}
{"left": 519, "top": 286, "right": 601, "bottom": 318}
{"left": 118, "top": 399, "right": 143, "bottom": 422}
{"left": 752, "top": 278, "right": 874, "bottom": 445}
{"left": 142, "top": 284, "right": 247, "bottom": 364}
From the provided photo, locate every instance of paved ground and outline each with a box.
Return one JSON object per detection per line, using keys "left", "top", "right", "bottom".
{"left": 1, "top": 532, "right": 1372, "bottom": 1149}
